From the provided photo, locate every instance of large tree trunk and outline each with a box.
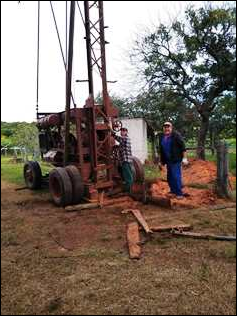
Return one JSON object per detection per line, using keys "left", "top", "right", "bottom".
{"left": 196, "top": 114, "right": 209, "bottom": 160}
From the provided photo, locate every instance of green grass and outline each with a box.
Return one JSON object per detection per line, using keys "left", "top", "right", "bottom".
{"left": 205, "top": 152, "right": 236, "bottom": 176}
{"left": 1, "top": 157, "right": 53, "bottom": 185}
{"left": 226, "top": 138, "right": 236, "bottom": 149}
{"left": 209, "top": 244, "right": 236, "bottom": 260}
{"left": 144, "top": 164, "right": 160, "bottom": 181}
{"left": 1, "top": 157, "right": 25, "bottom": 185}
{"left": 228, "top": 153, "right": 236, "bottom": 176}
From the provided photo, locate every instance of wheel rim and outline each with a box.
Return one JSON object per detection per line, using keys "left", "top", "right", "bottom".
{"left": 50, "top": 176, "right": 62, "bottom": 198}
{"left": 25, "top": 167, "right": 34, "bottom": 185}
{"left": 24, "top": 161, "right": 42, "bottom": 189}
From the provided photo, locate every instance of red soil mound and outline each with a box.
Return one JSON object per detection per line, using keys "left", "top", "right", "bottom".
{"left": 152, "top": 159, "right": 235, "bottom": 209}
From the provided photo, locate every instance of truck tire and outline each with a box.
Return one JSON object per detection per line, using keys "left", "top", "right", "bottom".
{"left": 49, "top": 167, "right": 73, "bottom": 206}
{"left": 65, "top": 165, "right": 84, "bottom": 204}
{"left": 24, "top": 161, "right": 42, "bottom": 189}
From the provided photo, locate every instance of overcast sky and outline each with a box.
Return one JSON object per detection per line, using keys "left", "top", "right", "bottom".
{"left": 1, "top": 1, "right": 231, "bottom": 122}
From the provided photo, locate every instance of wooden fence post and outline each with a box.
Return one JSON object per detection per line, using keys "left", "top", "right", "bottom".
{"left": 216, "top": 141, "right": 230, "bottom": 198}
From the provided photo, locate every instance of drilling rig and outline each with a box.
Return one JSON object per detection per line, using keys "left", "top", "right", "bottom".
{"left": 23, "top": 1, "right": 144, "bottom": 206}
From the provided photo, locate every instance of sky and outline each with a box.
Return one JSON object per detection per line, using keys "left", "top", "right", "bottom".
{"left": 1, "top": 1, "right": 231, "bottom": 122}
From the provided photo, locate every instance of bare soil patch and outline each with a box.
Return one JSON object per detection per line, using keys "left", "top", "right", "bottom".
{"left": 1, "top": 179, "right": 236, "bottom": 315}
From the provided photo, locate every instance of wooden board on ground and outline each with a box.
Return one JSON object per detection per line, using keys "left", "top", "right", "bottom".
{"left": 146, "top": 223, "right": 193, "bottom": 232}
{"left": 172, "top": 230, "right": 236, "bottom": 241}
{"left": 123, "top": 209, "right": 153, "bottom": 234}
{"left": 65, "top": 196, "right": 133, "bottom": 212}
{"left": 127, "top": 222, "right": 141, "bottom": 259}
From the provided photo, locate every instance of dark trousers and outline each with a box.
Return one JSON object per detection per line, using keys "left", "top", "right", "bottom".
{"left": 121, "top": 162, "right": 133, "bottom": 192}
{"left": 166, "top": 162, "right": 183, "bottom": 196}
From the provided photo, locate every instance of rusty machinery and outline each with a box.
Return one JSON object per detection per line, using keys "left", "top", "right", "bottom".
{"left": 24, "top": 1, "right": 144, "bottom": 206}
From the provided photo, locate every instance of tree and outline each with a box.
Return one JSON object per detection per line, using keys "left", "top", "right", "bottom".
{"left": 132, "top": 4, "right": 236, "bottom": 159}
{"left": 11, "top": 123, "right": 39, "bottom": 155}
{"left": 129, "top": 89, "right": 199, "bottom": 140}
{"left": 94, "top": 92, "right": 135, "bottom": 118}
{"left": 209, "top": 93, "right": 236, "bottom": 141}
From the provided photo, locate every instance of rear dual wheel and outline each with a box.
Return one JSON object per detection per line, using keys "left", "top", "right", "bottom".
{"left": 24, "top": 161, "right": 42, "bottom": 189}
{"left": 65, "top": 165, "right": 84, "bottom": 205}
{"left": 49, "top": 166, "right": 84, "bottom": 207}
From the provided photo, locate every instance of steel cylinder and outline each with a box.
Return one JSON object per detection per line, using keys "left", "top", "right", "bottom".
{"left": 37, "top": 114, "right": 61, "bottom": 128}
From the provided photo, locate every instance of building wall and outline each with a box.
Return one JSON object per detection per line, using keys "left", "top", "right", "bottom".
{"left": 120, "top": 118, "right": 148, "bottom": 163}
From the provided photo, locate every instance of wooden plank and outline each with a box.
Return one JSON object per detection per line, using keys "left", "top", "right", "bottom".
{"left": 148, "top": 223, "right": 193, "bottom": 232}
{"left": 99, "top": 191, "right": 105, "bottom": 207}
{"left": 65, "top": 196, "right": 133, "bottom": 212}
{"left": 102, "top": 196, "right": 133, "bottom": 206}
{"left": 172, "top": 230, "right": 236, "bottom": 241}
{"left": 96, "top": 180, "right": 114, "bottom": 189}
{"left": 65, "top": 202, "right": 99, "bottom": 212}
{"left": 129, "top": 209, "right": 153, "bottom": 234}
{"left": 127, "top": 222, "right": 141, "bottom": 259}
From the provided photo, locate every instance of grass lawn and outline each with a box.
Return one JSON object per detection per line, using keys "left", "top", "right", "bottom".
{"left": 1, "top": 157, "right": 53, "bottom": 186}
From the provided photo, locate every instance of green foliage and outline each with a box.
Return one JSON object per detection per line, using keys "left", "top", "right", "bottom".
{"left": 131, "top": 3, "right": 236, "bottom": 152}
{"left": 1, "top": 122, "right": 39, "bottom": 154}
{"left": 228, "top": 152, "right": 236, "bottom": 175}
{"left": 1, "top": 135, "right": 13, "bottom": 147}
{"left": 12, "top": 122, "right": 39, "bottom": 153}
{"left": 226, "top": 138, "right": 236, "bottom": 148}
{"left": 210, "top": 93, "right": 236, "bottom": 139}
{"left": 144, "top": 164, "right": 160, "bottom": 181}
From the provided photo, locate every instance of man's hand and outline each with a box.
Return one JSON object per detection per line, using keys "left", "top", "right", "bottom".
{"left": 182, "top": 157, "right": 189, "bottom": 165}
{"left": 158, "top": 162, "right": 163, "bottom": 171}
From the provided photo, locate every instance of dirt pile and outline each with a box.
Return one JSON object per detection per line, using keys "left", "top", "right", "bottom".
{"left": 151, "top": 180, "right": 216, "bottom": 209}
{"left": 182, "top": 158, "right": 217, "bottom": 185}
{"left": 160, "top": 158, "right": 217, "bottom": 186}
{"left": 151, "top": 159, "right": 235, "bottom": 209}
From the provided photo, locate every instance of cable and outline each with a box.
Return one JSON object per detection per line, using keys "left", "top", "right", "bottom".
{"left": 50, "top": 1, "right": 66, "bottom": 68}
{"left": 49, "top": 1, "right": 76, "bottom": 107}
{"left": 36, "top": 1, "right": 40, "bottom": 118}
{"left": 65, "top": 1, "right": 68, "bottom": 65}
{"left": 76, "top": 1, "right": 85, "bottom": 25}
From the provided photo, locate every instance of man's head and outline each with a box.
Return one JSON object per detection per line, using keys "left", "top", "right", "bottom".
{"left": 120, "top": 127, "right": 128, "bottom": 137}
{"left": 163, "top": 121, "right": 173, "bottom": 135}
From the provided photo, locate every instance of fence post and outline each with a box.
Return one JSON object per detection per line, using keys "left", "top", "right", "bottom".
{"left": 216, "top": 141, "right": 230, "bottom": 198}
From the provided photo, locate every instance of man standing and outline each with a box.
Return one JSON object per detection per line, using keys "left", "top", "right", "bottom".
{"left": 112, "top": 127, "right": 133, "bottom": 193}
{"left": 158, "top": 121, "right": 189, "bottom": 199}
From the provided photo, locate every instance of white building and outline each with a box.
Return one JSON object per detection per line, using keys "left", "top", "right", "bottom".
{"left": 120, "top": 118, "right": 148, "bottom": 163}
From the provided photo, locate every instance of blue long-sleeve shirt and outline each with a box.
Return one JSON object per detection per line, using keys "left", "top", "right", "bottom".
{"left": 161, "top": 135, "right": 172, "bottom": 162}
